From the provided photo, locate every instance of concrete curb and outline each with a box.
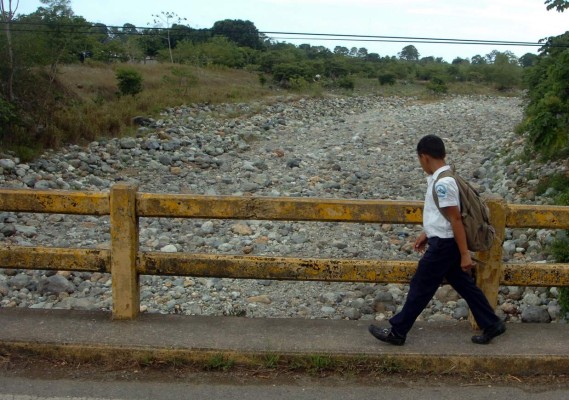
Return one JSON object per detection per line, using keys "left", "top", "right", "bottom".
{"left": 3, "top": 341, "right": 569, "bottom": 375}
{"left": 1, "top": 308, "right": 568, "bottom": 375}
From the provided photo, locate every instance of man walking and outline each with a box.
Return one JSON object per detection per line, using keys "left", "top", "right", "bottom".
{"left": 369, "top": 134, "right": 505, "bottom": 345}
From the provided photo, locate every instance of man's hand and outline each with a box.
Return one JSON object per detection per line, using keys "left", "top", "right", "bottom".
{"left": 441, "top": 205, "right": 476, "bottom": 273}
{"left": 414, "top": 232, "right": 428, "bottom": 253}
{"left": 461, "top": 252, "right": 476, "bottom": 272}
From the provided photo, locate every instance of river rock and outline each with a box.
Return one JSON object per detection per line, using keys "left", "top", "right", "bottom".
{"left": 0, "top": 95, "right": 565, "bottom": 323}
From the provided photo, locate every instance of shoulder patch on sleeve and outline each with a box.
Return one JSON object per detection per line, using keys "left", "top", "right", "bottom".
{"left": 435, "top": 183, "right": 448, "bottom": 199}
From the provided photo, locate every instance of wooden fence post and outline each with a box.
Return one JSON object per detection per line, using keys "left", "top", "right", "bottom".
{"left": 110, "top": 183, "right": 139, "bottom": 320}
{"left": 469, "top": 196, "right": 507, "bottom": 329}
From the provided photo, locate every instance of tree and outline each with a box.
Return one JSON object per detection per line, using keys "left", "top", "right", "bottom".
{"left": 519, "top": 48, "right": 569, "bottom": 158}
{"left": 545, "top": 0, "right": 569, "bottom": 11}
{"left": 0, "top": 0, "right": 19, "bottom": 100}
{"left": 485, "top": 49, "right": 500, "bottom": 64}
{"left": 168, "top": 23, "right": 193, "bottom": 47}
{"left": 117, "top": 23, "right": 143, "bottom": 61}
{"left": 470, "top": 54, "right": 486, "bottom": 65}
{"left": 186, "top": 27, "right": 212, "bottom": 44}
{"left": 169, "top": 36, "right": 246, "bottom": 68}
{"left": 91, "top": 22, "right": 109, "bottom": 42}
{"left": 519, "top": 53, "right": 538, "bottom": 68}
{"left": 138, "top": 28, "right": 162, "bottom": 60}
{"left": 259, "top": 44, "right": 304, "bottom": 73}
{"left": 121, "top": 36, "right": 144, "bottom": 62}
{"left": 398, "top": 45, "right": 419, "bottom": 61}
{"left": 122, "top": 23, "right": 138, "bottom": 36}
{"left": 35, "top": 0, "right": 89, "bottom": 82}
{"left": 518, "top": 2, "right": 569, "bottom": 158}
{"left": 150, "top": 11, "right": 187, "bottom": 63}
{"left": 333, "top": 46, "right": 349, "bottom": 56}
{"left": 211, "top": 19, "right": 262, "bottom": 49}
{"left": 356, "top": 47, "right": 368, "bottom": 58}
{"left": 538, "top": 30, "right": 569, "bottom": 57}
{"left": 420, "top": 56, "right": 435, "bottom": 64}
{"left": 501, "top": 50, "right": 519, "bottom": 65}
{"left": 452, "top": 57, "right": 470, "bottom": 65}
{"left": 489, "top": 53, "right": 521, "bottom": 90}
{"left": 299, "top": 44, "right": 332, "bottom": 60}
{"left": 323, "top": 57, "right": 351, "bottom": 79}
{"left": 543, "top": 0, "right": 569, "bottom": 319}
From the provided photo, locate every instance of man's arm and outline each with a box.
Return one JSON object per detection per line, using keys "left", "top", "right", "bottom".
{"left": 414, "top": 231, "right": 428, "bottom": 253}
{"left": 441, "top": 205, "right": 475, "bottom": 271}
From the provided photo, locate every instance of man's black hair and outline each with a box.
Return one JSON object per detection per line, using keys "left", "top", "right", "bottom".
{"left": 417, "top": 135, "right": 446, "bottom": 159}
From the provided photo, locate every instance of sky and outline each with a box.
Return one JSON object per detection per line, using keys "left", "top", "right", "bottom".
{"left": 15, "top": 0, "right": 569, "bottom": 62}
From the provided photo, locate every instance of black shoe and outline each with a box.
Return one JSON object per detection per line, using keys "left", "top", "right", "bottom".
{"left": 368, "top": 325, "right": 406, "bottom": 346}
{"left": 471, "top": 321, "right": 506, "bottom": 344}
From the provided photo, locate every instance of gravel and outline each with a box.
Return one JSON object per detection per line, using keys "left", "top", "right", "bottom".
{"left": 0, "top": 94, "right": 567, "bottom": 324}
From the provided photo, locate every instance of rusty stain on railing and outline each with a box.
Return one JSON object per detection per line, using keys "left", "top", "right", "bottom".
{"left": 0, "top": 185, "right": 568, "bottom": 321}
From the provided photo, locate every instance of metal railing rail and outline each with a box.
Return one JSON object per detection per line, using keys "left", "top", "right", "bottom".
{"left": 1, "top": 183, "right": 568, "bottom": 320}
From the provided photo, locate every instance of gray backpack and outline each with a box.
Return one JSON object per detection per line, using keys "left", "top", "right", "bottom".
{"left": 433, "top": 169, "right": 496, "bottom": 252}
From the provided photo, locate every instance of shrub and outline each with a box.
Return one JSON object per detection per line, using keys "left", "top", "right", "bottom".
{"left": 289, "top": 77, "right": 310, "bottom": 91}
{"left": 337, "top": 76, "right": 355, "bottom": 90}
{"left": 0, "top": 98, "right": 18, "bottom": 144}
{"left": 466, "top": 71, "right": 484, "bottom": 83}
{"left": 518, "top": 50, "right": 569, "bottom": 158}
{"left": 490, "top": 63, "right": 522, "bottom": 90}
{"left": 116, "top": 68, "right": 143, "bottom": 96}
{"left": 559, "top": 287, "right": 569, "bottom": 319}
{"left": 542, "top": 173, "right": 569, "bottom": 319}
{"left": 378, "top": 73, "right": 396, "bottom": 86}
{"left": 552, "top": 236, "right": 569, "bottom": 319}
{"left": 272, "top": 62, "right": 314, "bottom": 82}
{"left": 13, "top": 145, "right": 41, "bottom": 162}
{"left": 0, "top": 97, "right": 18, "bottom": 127}
{"left": 426, "top": 76, "right": 448, "bottom": 94}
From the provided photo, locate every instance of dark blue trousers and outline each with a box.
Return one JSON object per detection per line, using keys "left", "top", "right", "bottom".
{"left": 389, "top": 237, "right": 500, "bottom": 336}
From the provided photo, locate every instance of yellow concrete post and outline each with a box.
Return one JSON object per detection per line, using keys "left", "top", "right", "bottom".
{"left": 469, "top": 197, "right": 507, "bottom": 329}
{"left": 110, "top": 183, "right": 139, "bottom": 320}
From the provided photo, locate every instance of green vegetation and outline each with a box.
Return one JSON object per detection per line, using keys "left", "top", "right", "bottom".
{"left": 517, "top": 46, "right": 569, "bottom": 159}
{"left": 0, "top": 0, "right": 535, "bottom": 157}
{"left": 262, "top": 353, "right": 281, "bottom": 369}
{"left": 426, "top": 76, "right": 448, "bottom": 94}
{"left": 517, "top": 4, "right": 569, "bottom": 160}
{"left": 204, "top": 353, "right": 235, "bottom": 371}
{"left": 545, "top": 0, "right": 569, "bottom": 12}
{"left": 538, "top": 172, "right": 569, "bottom": 318}
{"left": 518, "top": 3, "right": 569, "bottom": 318}
{"left": 553, "top": 231, "right": 569, "bottom": 319}
{"left": 308, "top": 355, "right": 334, "bottom": 372}
{"left": 116, "top": 68, "right": 143, "bottom": 96}
{"left": 378, "top": 73, "right": 396, "bottom": 86}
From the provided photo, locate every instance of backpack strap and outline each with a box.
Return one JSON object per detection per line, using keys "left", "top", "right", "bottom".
{"left": 432, "top": 168, "right": 455, "bottom": 222}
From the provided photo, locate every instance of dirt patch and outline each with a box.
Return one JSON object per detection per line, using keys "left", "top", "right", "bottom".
{"left": 1, "top": 352, "right": 568, "bottom": 393}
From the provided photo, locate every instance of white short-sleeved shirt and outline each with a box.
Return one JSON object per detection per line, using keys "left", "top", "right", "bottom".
{"left": 423, "top": 165, "right": 460, "bottom": 239}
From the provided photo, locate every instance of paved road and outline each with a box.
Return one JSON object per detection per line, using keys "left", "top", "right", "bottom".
{"left": 1, "top": 376, "right": 568, "bottom": 400}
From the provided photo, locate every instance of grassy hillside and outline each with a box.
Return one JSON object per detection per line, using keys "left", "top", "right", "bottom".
{"left": 2, "top": 62, "right": 520, "bottom": 161}
{"left": 51, "top": 63, "right": 275, "bottom": 143}
{"left": 2, "top": 63, "right": 276, "bottom": 160}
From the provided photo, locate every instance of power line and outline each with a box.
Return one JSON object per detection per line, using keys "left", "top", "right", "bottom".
{"left": 269, "top": 37, "right": 544, "bottom": 47}
{"left": 261, "top": 31, "right": 542, "bottom": 46}
{"left": 0, "top": 20, "right": 557, "bottom": 48}
{"left": 0, "top": 21, "right": 569, "bottom": 48}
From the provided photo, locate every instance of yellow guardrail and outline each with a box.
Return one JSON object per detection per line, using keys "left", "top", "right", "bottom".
{"left": 1, "top": 183, "right": 569, "bottom": 321}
